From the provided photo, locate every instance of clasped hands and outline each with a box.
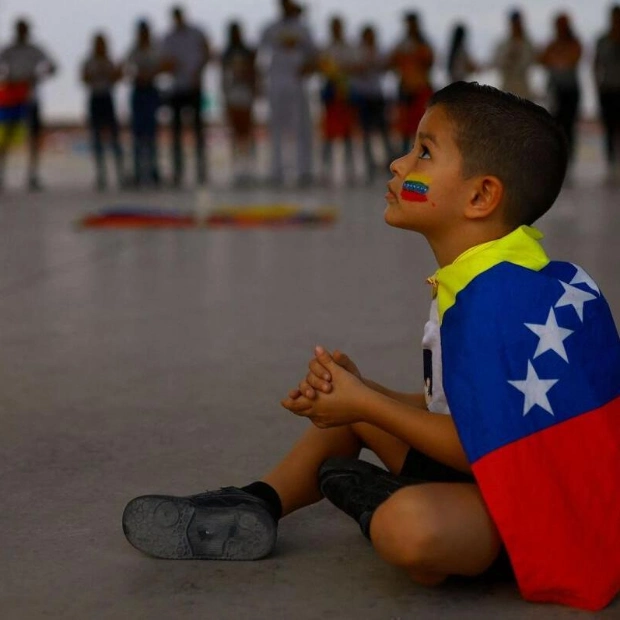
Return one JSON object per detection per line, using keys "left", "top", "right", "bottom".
{"left": 280, "top": 346, "right": 371, "bottom": 428}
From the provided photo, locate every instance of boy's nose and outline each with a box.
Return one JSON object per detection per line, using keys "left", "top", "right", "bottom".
{"left": 389, "top": 154, "right": 408, "bottom": 176}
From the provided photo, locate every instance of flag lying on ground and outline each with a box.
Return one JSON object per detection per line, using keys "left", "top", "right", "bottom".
{"left": 78, "top": 204, "right": 337, "bottom": 229}
{"left": 0, "top": 82, "right": 30, "bottom": 145}
{"left": 436, "top": 225, "right": 620, "bottom": 611}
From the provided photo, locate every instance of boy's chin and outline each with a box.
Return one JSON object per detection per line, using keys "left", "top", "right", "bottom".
{"left": 383, "top": 205, "right": 400, "bottom": 227}
{"left": 383, "top": 206, "right": 421, "bottom": 232}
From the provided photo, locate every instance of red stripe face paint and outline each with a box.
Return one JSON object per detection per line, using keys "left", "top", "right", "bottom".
{"left": 401, "top": 174, "right": 430, "bottom": 203}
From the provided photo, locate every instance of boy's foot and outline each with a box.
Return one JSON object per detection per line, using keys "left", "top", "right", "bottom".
{"left": 319, "top": 457, "right": 421, "bottom": 538}
{"left": 122, "top": 487, "right": 277, "bottom": 560}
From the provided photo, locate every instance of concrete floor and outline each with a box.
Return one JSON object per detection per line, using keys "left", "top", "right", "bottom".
{"left": 0, "top": 138, "right": 619, "bottom": 619}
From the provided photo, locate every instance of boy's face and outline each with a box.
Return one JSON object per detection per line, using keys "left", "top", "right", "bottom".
{"left": 384, "top": 105, "right": 470, "bottom": 236}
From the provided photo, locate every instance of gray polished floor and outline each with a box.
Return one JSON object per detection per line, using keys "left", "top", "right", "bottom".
{"left": 1, "top": 137, "right": 619, "bottom": 619}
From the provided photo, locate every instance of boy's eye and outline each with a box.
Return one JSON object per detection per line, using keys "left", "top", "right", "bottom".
{"left": 419, "top": 145, "right": 431, "bottom": 160}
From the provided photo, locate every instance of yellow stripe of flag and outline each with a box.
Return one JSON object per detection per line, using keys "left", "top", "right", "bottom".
{"left": 434, "top": 225, "right": 550, "bottom": 324}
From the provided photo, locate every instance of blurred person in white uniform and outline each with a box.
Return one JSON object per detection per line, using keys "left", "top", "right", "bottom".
{"left": 258, "top": 0, "right": 317, "bottom": 186}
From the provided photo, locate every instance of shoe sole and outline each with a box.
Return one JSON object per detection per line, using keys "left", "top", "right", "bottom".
{"left": 122, "top": 495, "right": 276, "bottom": 560}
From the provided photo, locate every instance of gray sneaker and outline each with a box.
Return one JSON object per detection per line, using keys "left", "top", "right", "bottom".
{"left": 122, "top": 487, "right": 277, "bottom": 560}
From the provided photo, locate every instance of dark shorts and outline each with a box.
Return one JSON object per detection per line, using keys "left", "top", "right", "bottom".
{"left": 400, "top": 448, "right": 514, "bottom": 582}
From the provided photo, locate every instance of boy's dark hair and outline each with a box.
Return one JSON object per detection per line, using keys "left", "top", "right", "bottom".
{"left": 428, "top": 81, "right": 568, "bottom": 227}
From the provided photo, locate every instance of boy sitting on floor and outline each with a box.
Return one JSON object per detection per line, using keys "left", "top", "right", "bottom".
{"left": 123, "top": 82, "right": 620, "bottom": 611}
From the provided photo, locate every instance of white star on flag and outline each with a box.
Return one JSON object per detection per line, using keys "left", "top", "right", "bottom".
{"left": 555, "top": 281, "right": 597, "bottom": 322}
{"left": 525, "top": 308, "right": 574, "bottom": 362}
{"left": 570, "top": 265, "right": 600, "bottom": 294}
{"left": 508, "top": 361, "right": 558, "bottom": 416}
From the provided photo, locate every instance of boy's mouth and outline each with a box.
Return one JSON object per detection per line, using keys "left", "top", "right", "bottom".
{"left": 385, "top": 182, "right": 398, "bottom": 202}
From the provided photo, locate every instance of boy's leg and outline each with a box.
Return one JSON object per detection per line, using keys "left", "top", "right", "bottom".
{"left": 123, "top": 422, "right": 410, "bottom": 559}
{"left": 369, "top": 482, "right": 502, "bottom": 585}
{"left": 262, "top": 422, "right": 410, "bottom": 516}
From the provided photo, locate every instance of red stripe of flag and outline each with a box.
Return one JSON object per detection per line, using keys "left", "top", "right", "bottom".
{"left": 472, "top": 395, "right": 620, "bottom": 610}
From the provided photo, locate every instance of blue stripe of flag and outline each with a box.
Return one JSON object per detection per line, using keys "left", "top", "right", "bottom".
{"left": 442, "top": 261, "right": 620, "bottom": 462}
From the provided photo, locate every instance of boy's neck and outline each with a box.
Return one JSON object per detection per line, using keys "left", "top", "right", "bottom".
{"left": 428, "top": 222, "right": 514, "bottom": 267}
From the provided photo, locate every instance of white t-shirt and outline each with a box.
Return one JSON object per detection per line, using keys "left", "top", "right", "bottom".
{"left": 493, "top": 37, "right": 535, "bottom": 99}
{"left": 82, "top": 57, "right": 117, "bottom": 95}
{"left": 349, "top": 45, "right": 387, "bottom": 98}
{"left": 259, "top": 16, "right": 315, "bottom": 89}
{"left": 221, "top": 46, "right": 255, "bottom": 107}
{"left": 0, "top": 42, "right": 54, "bottom": 100}
{"left": 125, "top": 45, "right": 162, "bottom": 86}
{"left": 595, "top": 35, "right": 620, "bottom": 90}
{"left": 162, "top": 24, "right": 208, "bottom": 91}
{"left": 421, "top": 298, "right": 451, "bottom": 415}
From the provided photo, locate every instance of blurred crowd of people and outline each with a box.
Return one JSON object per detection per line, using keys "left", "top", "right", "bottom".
{"left": 0, "top": 1, "right": 619, "bottom": 191}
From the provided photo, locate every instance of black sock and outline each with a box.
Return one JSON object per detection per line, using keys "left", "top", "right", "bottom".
{"left": 241, "top": 481, "right": 283, "bottom": 521}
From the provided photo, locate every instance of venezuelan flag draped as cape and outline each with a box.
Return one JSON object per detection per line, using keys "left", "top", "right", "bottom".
{"left": 434, "top": 226, "right": 620, "bottom": 611}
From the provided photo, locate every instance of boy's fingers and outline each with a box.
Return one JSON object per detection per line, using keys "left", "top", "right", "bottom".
{"left": 280, "top": 396, "right": 313, "bottom": 413}
{"left": 306, "top": 372, "right": 332, "bottom": 393}
{"left": 333, "top": 349, "right": 344, "bottom": 360}
{"left": 334, "top": 349, "right": 354, "bottom": 367}
{"left": 298, "top": 380, "right": 316, "bottom": 399}
{"left": 288, "top": 388, "right": 302, "bottom": 399}
{"left": 314, "top": 345, "right": 336, "bottom": 368}
{"left": 309, "top": 357, "right": 331, "bottom": 381}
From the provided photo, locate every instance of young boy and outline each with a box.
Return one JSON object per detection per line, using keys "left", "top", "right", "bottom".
{"left": 123, "top": 82, "right": 620, "bottom": 611}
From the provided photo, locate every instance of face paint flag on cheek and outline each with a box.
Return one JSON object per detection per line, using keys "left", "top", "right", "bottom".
{"left": 401, "top": 174, "right": 430, "bottom": 203}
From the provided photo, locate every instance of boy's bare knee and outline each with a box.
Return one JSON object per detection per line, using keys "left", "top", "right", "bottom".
{"left": 369, "top": 487, "right": 440, "bottom": 570}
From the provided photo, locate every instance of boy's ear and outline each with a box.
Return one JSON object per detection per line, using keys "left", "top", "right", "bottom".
{"left": 465, "top": 175, "right": 504, "bottom": 220}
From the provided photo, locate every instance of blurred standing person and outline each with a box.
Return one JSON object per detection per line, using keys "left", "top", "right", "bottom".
{"left": 221, "top": 21, "right": 257, "bottom": 186}
{"left": 258, "top": 0, "right": 317, "bottom": 186}
{"left": 124, "top": 20, "right": 162, "bottom": 187}
{"left": 349, "top": 25, "right": 392, "bottom": 183}
{"left": 81, "top": 33, "right": 124, "bottom": 191}
{"left": 447, "top": 23, "right": 478, "bottom": 83}
{"left": 594, "top": 4, "right": 620, "bottom": 177}
{"left": 539, "top": 14, "right": 582, "bottom": 163}
{"left": 161, "top": 5, "right": 210, "bottom": 187}
{"left": 493, "top": 10, "right": 536, "bottom": 99}
{"left": 318, "top": 16, "right": 356, "bottom": 185}
{"left": 389, "top": 12, "right": 434, "bottom": 154}
{"left": 0, "top": 18, "right": 57, "bottom": 191}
